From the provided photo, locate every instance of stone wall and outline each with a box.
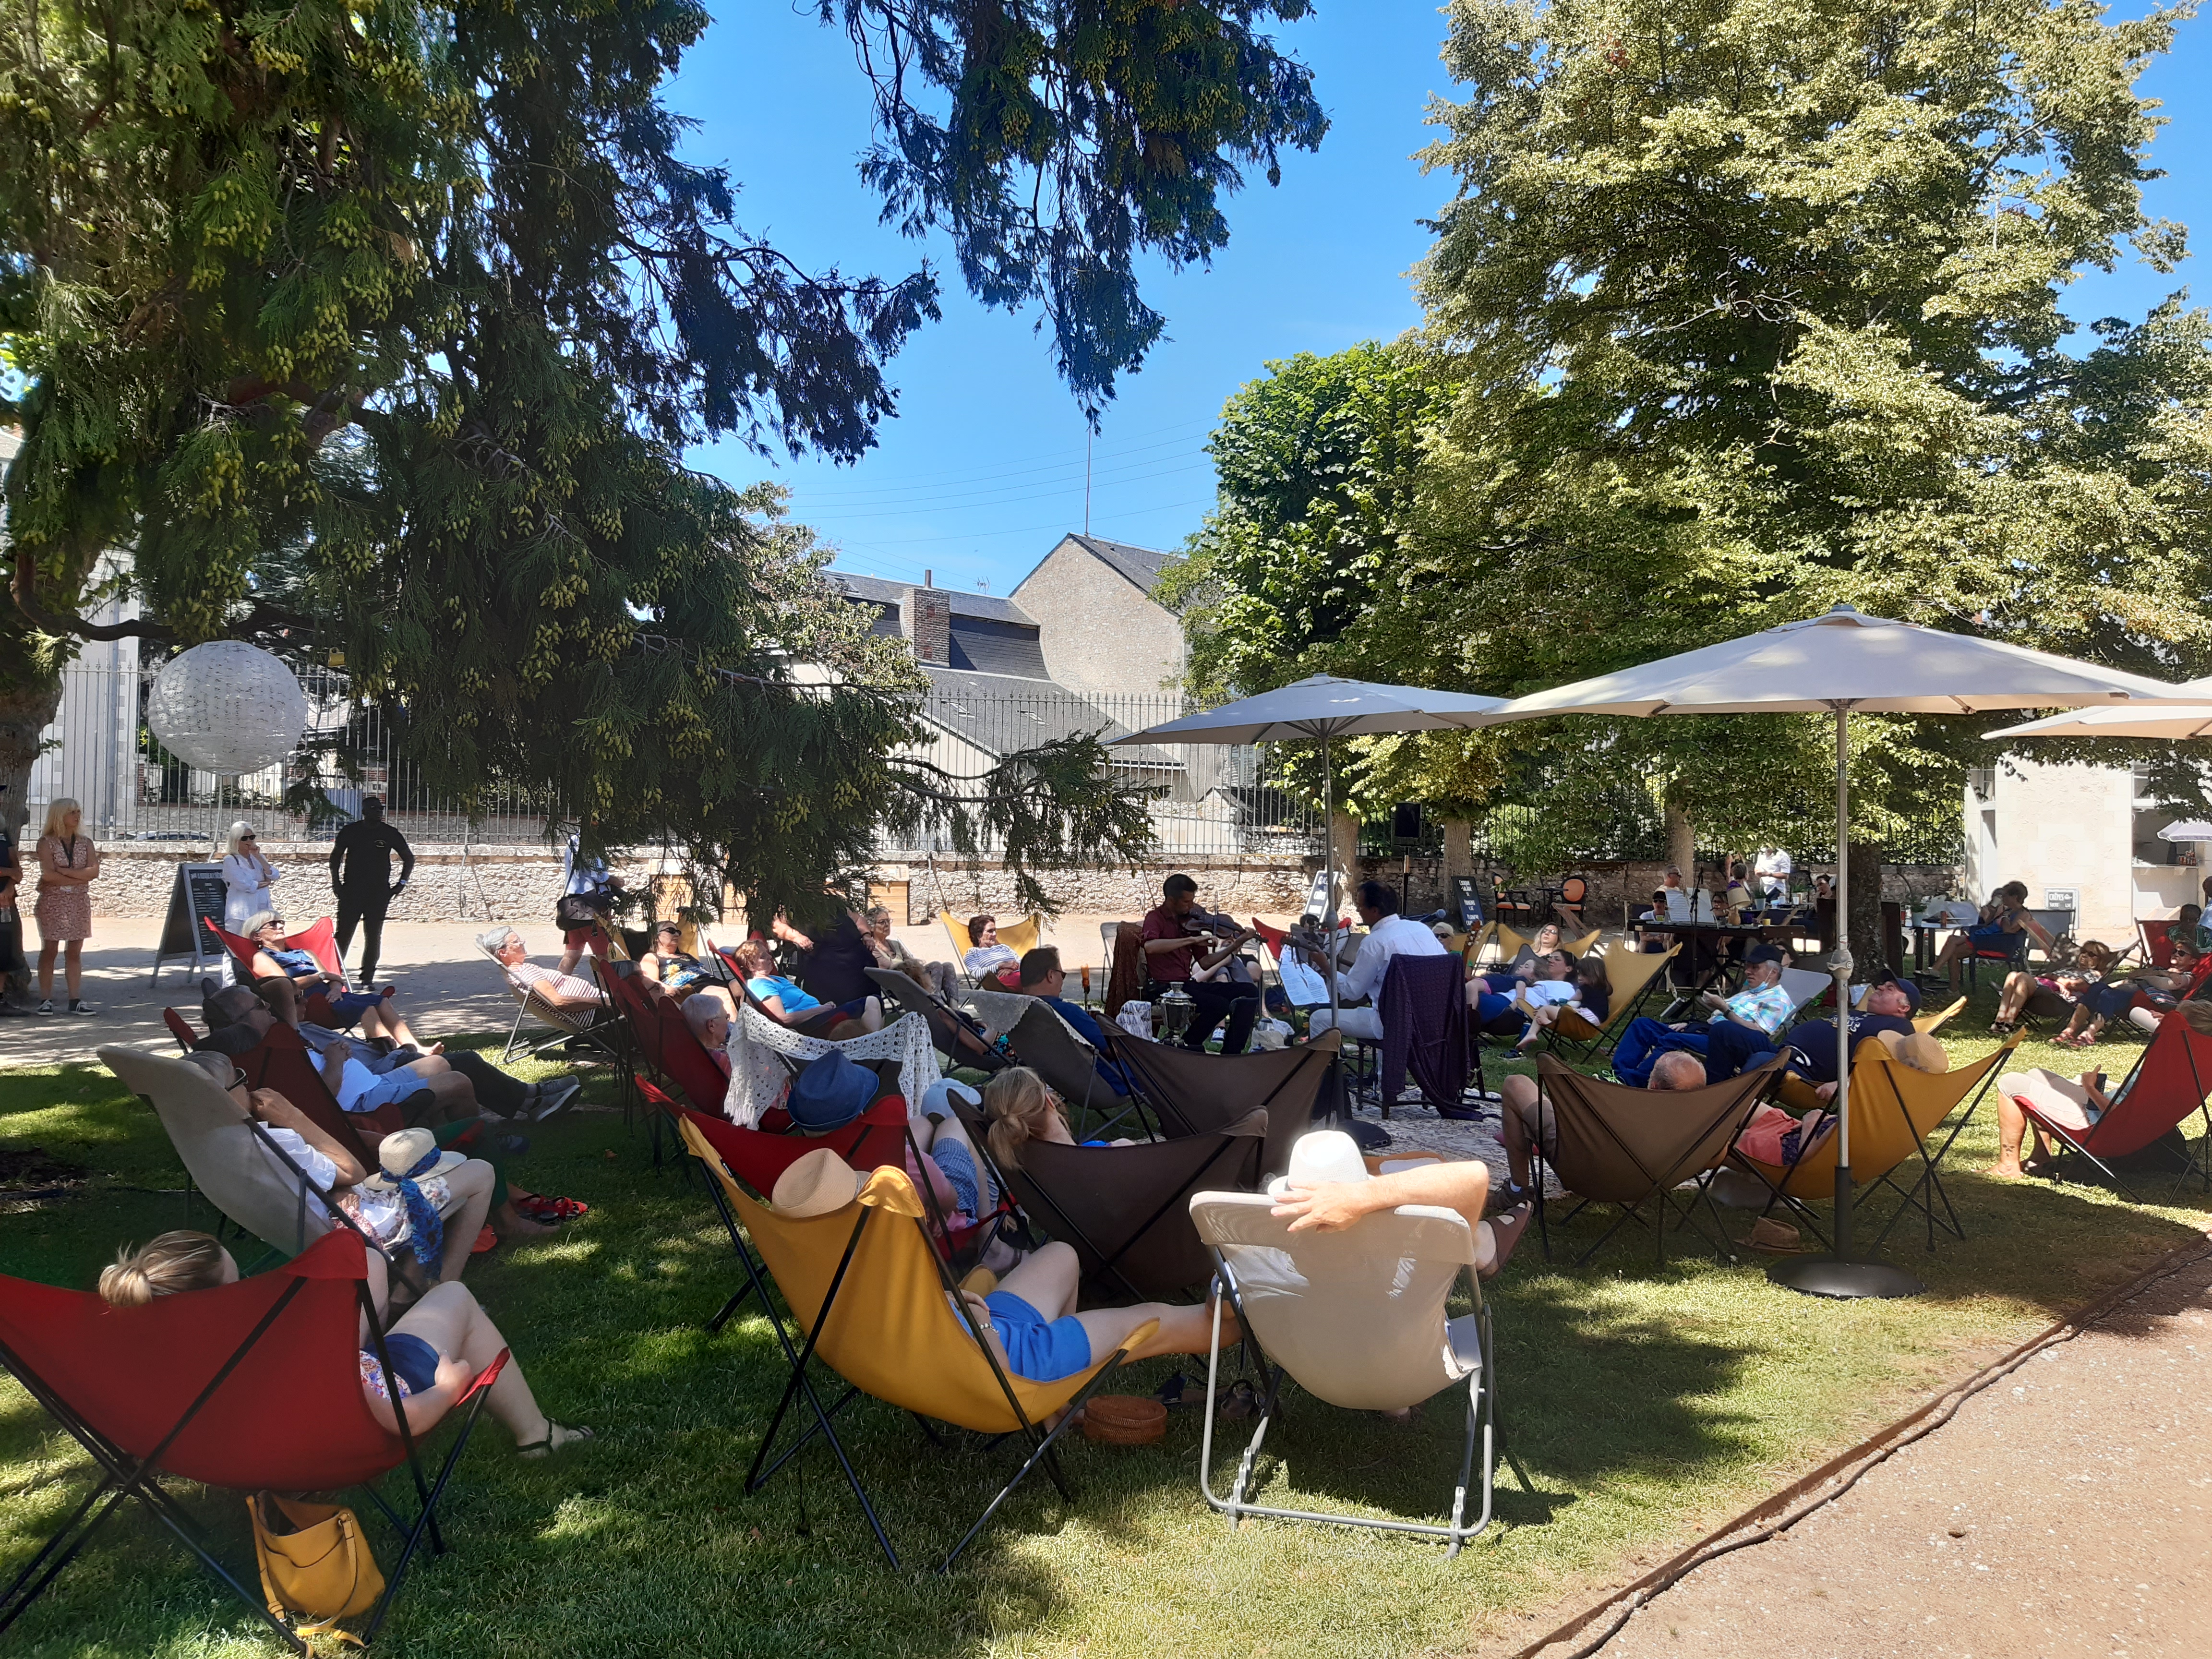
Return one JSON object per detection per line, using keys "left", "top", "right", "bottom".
{"left": 79, "top": 841, "right": 666, "bottom": 926}
{"left": 872, "top": 854, "right": 1310, "bottom": 924}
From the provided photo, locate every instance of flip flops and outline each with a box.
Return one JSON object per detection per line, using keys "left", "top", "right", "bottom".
{"left": 513, "top": 1194, "right": 589, "bottom": 1224}
{"left": 471, "top": 1225, "right": 499, "bottom": 1255}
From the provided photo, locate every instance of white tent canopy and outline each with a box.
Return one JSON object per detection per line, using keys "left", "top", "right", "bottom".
{"left": 1447, "top": 604, "right": 2197, "bottom": 1300}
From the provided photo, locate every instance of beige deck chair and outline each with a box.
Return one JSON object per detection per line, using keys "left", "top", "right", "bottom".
{"left": 99, "top": 1046, "right": 409, "bottom": 1282}
{"left": 479, "top": 939, "right": 621, "bottom": 1063}
{"left": 1914, "top": 996, "right": 1967, "bottom": 1036}
{"left": 941, "top": 912, "right": 1041, "bottom": 985}
{"left": 1495, "top": 923, "right": 1602, "bottom": 964}
{"left": 1547, "top": 942, "right": 1680, "bottom": 1061}
{"left": 1188, "top": 1190, "right": 1494, "bottom": 1556}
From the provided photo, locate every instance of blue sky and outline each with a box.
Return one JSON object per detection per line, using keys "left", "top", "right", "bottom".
{"left": 668, "top": 3, "right": 2212, "bottom": 599}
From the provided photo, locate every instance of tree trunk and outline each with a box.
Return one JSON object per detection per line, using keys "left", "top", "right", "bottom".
{"left": 0, "top": 670, "right": 60, "bottom": 1007}
{"left": 1329, "top": 808, "right": 1360, "bottom": 916}
{"left": 1847, "top": 838, "right": 1887, "bottom": 981}
{"left": 1441, "top": 817, "right": 1472, "bottom": 887}
{"left": 1664, "top": 802, "right": 1695, "bottom": 877}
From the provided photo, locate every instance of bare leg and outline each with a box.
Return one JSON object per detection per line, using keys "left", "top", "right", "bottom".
{"left": 390, "top": 1282, "right": 566, "bottom": 1448}
{"left": 432, "top": 1159, "right": 495, "bottom": 1282}
{"left": 257, "top": 974, "right": 304, "bottom": 1029}
{"left": 1514, "top": 1005, "right": 1557, "bottom": 1053}
{"left": 1991, "top": 1092, "right": 2032, "bottom": 1178}
{"left": 36, "top": 939, "right": 56, "bottom": 999}
{"left": 1498, "top": 1075, "right": 1541, "bottom": 1189}
{"left": 62, "top": 940, "right": 84, "bottom": 1000}
{"left": 358, "top": 997, "right": 425, "bottom": 1050}
{"left": 989, "top": 1242, "right": 1239, "bottom": 1364}
{"left": 556, "top": 946, "right": 583, "bottom": 974}
{"left": 1996, "top": 972, "right": 2033, "bottom": 1023}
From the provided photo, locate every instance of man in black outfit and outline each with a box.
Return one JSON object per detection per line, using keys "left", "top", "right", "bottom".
{"left": 329, "top": 796, "right": 415, "bottom": 984}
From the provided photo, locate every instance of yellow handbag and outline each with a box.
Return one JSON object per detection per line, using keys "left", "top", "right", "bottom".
{"left": 248, "top": 1491, "right": 385, "bottom": 1635}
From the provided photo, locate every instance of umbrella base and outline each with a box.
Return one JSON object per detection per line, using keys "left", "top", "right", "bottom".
{"left": 1766, "top": 1255, "right": 1923, "bottom": 1300}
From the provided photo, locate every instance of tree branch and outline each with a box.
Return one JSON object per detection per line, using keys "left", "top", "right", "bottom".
{"left": 10, "top": 547, "right": 316, "bottom": 646}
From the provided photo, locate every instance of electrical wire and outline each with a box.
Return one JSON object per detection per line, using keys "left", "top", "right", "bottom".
{"left": 1514, "top": 1228, "right": 2212, "bottom": 1659}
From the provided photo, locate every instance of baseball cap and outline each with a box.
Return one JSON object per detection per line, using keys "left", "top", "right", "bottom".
{"left": 1872, "top": 972, "right": 1922, "bottom": 1013}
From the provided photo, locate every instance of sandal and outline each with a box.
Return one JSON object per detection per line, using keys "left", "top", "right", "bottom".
{"left": 471, "top": 1225, "right": 499, "bottom": 1255}
{"left": 518, "top": 1422, "right": 595, "bottom": 1459}
{"left": 513, "top": 1194, "right": 589, "bottom": 1224}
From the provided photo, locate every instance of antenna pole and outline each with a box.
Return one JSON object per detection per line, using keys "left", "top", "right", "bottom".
{"left": 1084, "top": 431, "right": 1092, "bottom": 536}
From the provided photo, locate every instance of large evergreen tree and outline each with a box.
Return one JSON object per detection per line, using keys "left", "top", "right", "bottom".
{"left": 0, "top": 0, "right": 1322, "bottom": 916}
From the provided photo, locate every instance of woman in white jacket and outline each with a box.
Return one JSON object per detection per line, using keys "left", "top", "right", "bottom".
{"left": 220, "top": 821, "right": 280, "bottom": 932}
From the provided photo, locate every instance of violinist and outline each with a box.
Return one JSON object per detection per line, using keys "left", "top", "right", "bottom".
{"left": 1141, "top": 874, "right": 1262, "bottom": 1054}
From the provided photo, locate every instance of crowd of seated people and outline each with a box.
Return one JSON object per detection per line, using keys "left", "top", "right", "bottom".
{"left": 865, "top": 904, "right": 961, "bottom": 999}
{"left": 1929, "top": 881, "right": 2053, "bottom": 993}
{"left": 730, "top": 937, "right": 883, "bottom": 1036}
{"left": 1305, "top": 880, "right": 1444, "bottom": 1044}
{"left": 1612, "top": 944, "right": 1795, "bottom": 1087}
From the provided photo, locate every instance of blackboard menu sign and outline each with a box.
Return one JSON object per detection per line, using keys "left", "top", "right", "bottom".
{"left": 152, "top": 862, "right": 228, "bottom": 986}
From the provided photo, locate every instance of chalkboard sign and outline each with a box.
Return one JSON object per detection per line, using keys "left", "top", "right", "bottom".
{"left": 151, "top": 862, "right": 228, "bottom": 986}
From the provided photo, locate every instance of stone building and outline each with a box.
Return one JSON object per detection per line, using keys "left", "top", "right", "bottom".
{"left": 1007, "top": 533, "right": 1187, "bottom": 697}
{"left": 1961, "top": 759, "right": 2202, "bottom": 944}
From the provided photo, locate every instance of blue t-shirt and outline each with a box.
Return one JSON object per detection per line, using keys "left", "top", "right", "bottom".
{"left": 748, "top": 974, "right": 820, "bottom": 1014}
{"left": 268, "top": 947, "right": 322, "bottom": 979}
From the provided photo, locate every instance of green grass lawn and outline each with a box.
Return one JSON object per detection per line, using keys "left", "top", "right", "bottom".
{"left": 2, "top": 1003, "right": 2208, "bottom": 1658}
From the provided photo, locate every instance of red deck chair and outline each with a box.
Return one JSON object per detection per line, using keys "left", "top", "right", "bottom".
{"left": 204, "top": 916, "right": 355, "bottom": 1027}
{"left": 655, "top": 997, "right": 731, "bottom": 1117}
{"left": 2007, "top": 1000, "right": 2212, "bottom": 1199}
{"left": 161, "top": 1008, "right": 200, "bottom": 1054}
{"left": 235, "top": 1024, "right": 410, "bottom": 1163}
{"left": 2140, "top": 917, "right": 2177, "bottom": 969}
{"left": 0, "top": 1229, "right": 506, "bottom": 1651}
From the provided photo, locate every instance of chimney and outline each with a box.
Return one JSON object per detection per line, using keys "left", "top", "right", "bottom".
{"left": 902, "top": 578, "right": 951, "bottom": 666}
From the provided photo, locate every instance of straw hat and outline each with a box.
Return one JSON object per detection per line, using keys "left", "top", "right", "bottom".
{"left": 1265, "top": 1129, "right": 1370, "bottom": 1201}
{"left": 771, "top": 1147, "right": 868, "bottom": 1219}
{"left": 1891, "top": 1032, "right": 1950, "bottom": 1074}
{"left": 364, "top": 1127, "right": 463, "bottom": 1189}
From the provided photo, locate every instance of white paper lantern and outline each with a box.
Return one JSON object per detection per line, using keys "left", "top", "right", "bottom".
{"left": 147, "top": 641, "right": 310, "bottom": 775}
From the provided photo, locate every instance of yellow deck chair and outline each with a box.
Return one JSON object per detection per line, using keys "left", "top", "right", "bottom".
{"left": 681, "top": 1117, "right": 1156, "bottom": 1570}
{"left": 941, "top": 911, "right": 1043, "bottom": 981}
{"left": 1734, "top": 1036, "right": 2020, "bottom": 1255}
{"left": 1549, "top": 942, "right": 1681, "bottom": 1060}
{"left": 1914, "top": 996, "right": 1967, "bottom": 1036}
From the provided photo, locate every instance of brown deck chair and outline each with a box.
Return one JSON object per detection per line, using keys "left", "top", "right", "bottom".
{"left": 1110, "top": 1030, "right": 1340, "bottom": 1181}
{"left": 1004, "top": 1000, "right": 1148, "bottom": 1138}
{"left": 1530, "top": 1055, "right": 1782, "bottom": 1266}
{"left": 953, "top": 1098, "right": 1264, "bottom": 1302}
{"left": 1103, "top": 921, "right": 1146, "bottom": 1018}
{"left": 864, "top": 967, "right": 1007, "bottom": 1073}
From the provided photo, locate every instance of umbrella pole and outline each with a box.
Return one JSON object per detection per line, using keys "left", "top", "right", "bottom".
{"left": 1768, "top": 704, "right": 1922, "bottom": 1300}
{"left": 1323, "top": 737, "right": 1341, "bottom": 1029}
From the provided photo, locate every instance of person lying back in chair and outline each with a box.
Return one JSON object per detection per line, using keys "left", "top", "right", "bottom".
{"left": 481, "top": 927, "right": 610, "bottom": 1011}
{"left": 1494, "top": 1050, "right": 1708, "bottom": 1199}
{"left": 1612, "top": 945, "right": 1794, "bottom": 1087}
{"left": 243, "top": 912, "right": 425, "bottom": 1046}
{"left": 99, "top": 1230, "right": 591, "bottom": 1456}
{"left": 1015, "top": 947, "right": 1130, "bottom": 1097}
{"left": 1267, "top": 1128, "right": 1532, "bottom": 1281}
{"left": 731, "top": 938, "right": 883, "bottom": 1034}
{"left": 772, "top": 1146, "right": 1234, "bottom": 1386}
{"left": 1750, "top": 973, "right": 1921, "bottom": 1108}
{"left": 1990, "top": 998, "right": 2212, "bottom": 1179}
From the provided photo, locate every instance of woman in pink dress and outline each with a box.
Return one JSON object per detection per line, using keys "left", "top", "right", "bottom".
{"left": 33, "top": 796, "right": 100, "bottom": 1016}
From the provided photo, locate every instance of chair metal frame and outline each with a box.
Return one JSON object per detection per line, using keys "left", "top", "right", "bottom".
{"left": 1194, "top": 1202, "right": 1495, "bottom": 1557}
{"left": 0, "top": 1235, "right": 504, "bottom": 1650}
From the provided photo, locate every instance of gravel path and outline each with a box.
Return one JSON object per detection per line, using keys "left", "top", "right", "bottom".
{"left": 1524, "top": 1244, "right": 2212, "bottom": 1659}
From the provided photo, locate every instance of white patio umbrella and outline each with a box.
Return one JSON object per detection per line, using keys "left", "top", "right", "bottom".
{"left": 1111, "top": 674, "right": 1507, "bottom": 1024}
{"left": 1983, "top": 693, "right": 2212, "bottom": 742}
{"left": 1452, "top": 604, "right": 2196, "bottom": 1299}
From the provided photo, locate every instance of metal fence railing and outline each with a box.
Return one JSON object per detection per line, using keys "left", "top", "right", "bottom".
{"left": 885, "top": 685, "right": 1322, "bottom": 859}
{"left": 26, "top": 661, "right": 558, "bottom": 846}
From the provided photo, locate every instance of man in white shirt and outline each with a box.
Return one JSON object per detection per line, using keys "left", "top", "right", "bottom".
{"left": 1754, "top": 846, "right": 1793, "bottom": 902}
{"left": 1305, "top": 881, "right": 1448, "bottom": 1041}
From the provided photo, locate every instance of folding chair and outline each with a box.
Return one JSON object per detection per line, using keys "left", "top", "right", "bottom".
{"left": 2140, "top": 917, "right": 2177, "bottom": 969}
{"left": 1003, "top": 1000, "right": 1146, "bottom": 1137}
{"left": 1529, "top": 1056, "right": 1782, "bottom": 1266}
{"left": 1779, "top": 966, "right": 1837, "bottom": 1023}
{"left": 233, "top": 1022, "right": 408, "bottom": 1163}
{"left": 0, "top": 1229, "right": 506, "bottom": 1650}
{"left": 1913, "top": 996, "right": 1967, "bottom": 1036}
{"left": 205, "top": 916, "right": 350, "bottom": 1026}
{"left": 2003, "top": 1008, "right": 2212, "bottom": 1200}
{"left": 940, "top": 911, "right": 1041, "bottom": 986}
{"left": 1374, "top": 953, "right": 1472, "bottom": 1119}
{"left": 863, "top": 966, "right": 1008, "bottom": 1073}
{"left": 1735, "top": 1040, "right": 2020, "bottom": 1253}
{"left": 162, "top": 1007, "right": 201, "bottom": 1054}
{"left": 690, "top": 1143, "right": 1154, "bottom": 1570}
{"left": 1548, "top": 943, "right": 1680, "bottom": 1065}
{"left": 1189, "top": 1190, "right": 1493, "bottom": 1555}
{"left": 1109, "top": 1031, "right": 1341, "bottom": 1181}
{"left": 952, "top": 1096, "right": 1265, "bottom": 1302}
{"left": 478, "top": 939, "right": 620, "bottom": 1064}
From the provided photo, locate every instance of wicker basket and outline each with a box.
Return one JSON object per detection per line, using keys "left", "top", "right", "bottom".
{"left": 1080, "top": 1395, "right": 1166, "bottom": 1445}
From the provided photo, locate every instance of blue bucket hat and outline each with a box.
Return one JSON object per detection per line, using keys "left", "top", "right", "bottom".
{"left": 787, "top": 1051, "right": 877, "bottom": 1136}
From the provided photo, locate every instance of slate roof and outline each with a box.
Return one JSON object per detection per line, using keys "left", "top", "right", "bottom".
{"left": 832, "top": 571, "right": 1035, "bottom": 625}
{"left": 920, "top": 668, "right": 1178, "bottom": 767}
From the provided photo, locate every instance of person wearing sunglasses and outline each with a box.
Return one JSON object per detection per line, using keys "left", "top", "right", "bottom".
{"left": 221, "top": 821, "right": 281, "bottom": 933}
